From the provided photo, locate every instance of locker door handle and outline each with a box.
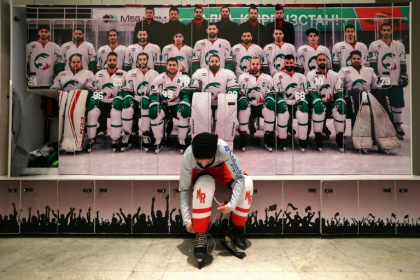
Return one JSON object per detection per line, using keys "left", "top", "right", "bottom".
{"left": 8, "top": 189, "right": 17, "bottom": 192}
{"left": 324, "top": 189, "right": 333, "bottom": 193}
{"left": 308, "top": 188, "right": 318, "bottom": 193}
{"left": 157, "top": 189, "right": 166, "bottom": 193}
{"left": 23, "top": 188, "right": 33, "bottom": 192}
{"left": 383, "top": 188, "right": 392, "bottom": 193}
{"left": 253, "top": 189, "right": 257, "bottom": 193}
{"left": 98, "top": 189, "right": 107, "bottom": 193}
{"left": 173, "top": 189, "right": 180, "bottom": 193}
{"left": 83, "top": 189, "right": 92, "bottom": 193}
{"left": 399, "top": 188, "right": 408, "bottom": 193}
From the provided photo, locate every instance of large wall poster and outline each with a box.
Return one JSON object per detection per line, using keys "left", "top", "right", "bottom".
{"left": 20, "top": 3, "right": 410, "bottom": 176}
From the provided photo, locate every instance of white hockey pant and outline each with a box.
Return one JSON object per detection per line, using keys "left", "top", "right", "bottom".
{"left": 332, "top": 108, "right": 346, "bottom": 134}
{"left": 392, "top": 106, "right": 403, "bottom": 123}
{"left": 87, "top": 107, "right": 101, "bottom": 139}
{"left": 296, "top": 110, "right": 308, "bottom": 141}
{"left": 277, "top": 111, "right": 290, "bottom": 139}
{"left": 238, "top": 107, "right": 275, "bottom": 133}
{"left": 110, "top": 108, "right": 122, "bottom": 141}
{"left": 312, "top": 110, "right": 326, "bottom": 133}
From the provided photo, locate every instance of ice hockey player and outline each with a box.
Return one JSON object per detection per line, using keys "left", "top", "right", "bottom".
{"left": 179, "top": 132, "right": 253, "bottom": 269}
{"left": 160, "top": 30, "right": 193, "bottom": 74}
{"left": 306, "top": 53, "right": 345, "bottom": 151}
{"left": 237, "top": 57, "right": 276, "bottom": 152}
{"left": 124, "top": 29, "right": 161, "bottom": 72}
{"left": 86, "top": 52, "right": 127, "bottom": 152}
{"left": 96, "top": 29, "right": 126, "bottom": 71}
{"left": 332, "top": 24, "right": 369, "bottom": 72}
{"left": 114, "top": 52, "right": 159, "bottom": 152}
{"left": 51, "top": 53, "right": 95, "bottom": 92}
{"left": 59, "top": 28, "right": 97, "bottom": 72}
{"left": 148, "top": 57, "right": 191, "bottom": 154}
{"left": 272, "top": 54, "right": 309, "bottom": 151}
{"left": 231, "top": 31, "right": 264, "bottom": 79}
{"left": 191, "top": 23, "right": 234, "bottom": 74}
{"left": 369, "top": 23, "right": 408, "bottom": 139}
{"left": 263, "top": 27, "right": 296, "bottom": 76}
{"left": 296, "top": 28, "right": 331, "bottom": 75}
{"left": 26, "top": 25, "right": 62, "bottom": 88}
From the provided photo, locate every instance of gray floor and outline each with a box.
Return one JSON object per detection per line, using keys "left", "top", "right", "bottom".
{"left": 1, "top": 237, "right": 419, "bottom": 280}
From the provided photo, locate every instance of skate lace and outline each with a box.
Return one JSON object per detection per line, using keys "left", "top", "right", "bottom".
{"left": 195, "top": 233, "right": 207, "bottom": 248}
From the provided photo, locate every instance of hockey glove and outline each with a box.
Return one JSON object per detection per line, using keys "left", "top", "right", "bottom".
{"left": 112, "top": 96, "right": 123, "bottom": 110}
{"left": 238, "top": 95, "right": 248, "bottom": 110}
{"left": 122, "top": 94, "right": 134, "bottom": 109}
{"left": 87, "top": 98, "right": 100, "bottom": 112}
{"left": 140, "top": 96, "right": 150, "bottom": 110}
{"left": 312, "top": 98, "right": 325, "bottom": 115}
{"left": 178, "top": 101, "right": 191, "bottom": 118}
{"left": 277, "top": 100, "right": 288, "bottom": 114}
{"left": 263, "top": 96, "right": 276, "bottom": 111}
{"left": 298, "top": 100, "right": 309, "bottom": 113}
{"left": 334, "top": 98, "right": 347, "bottom": 115}
{"left": 398, "top": 74, "right": 409, "bottom": 88}
{"left": 149, "top": 103, "right": 159, "bottom": 120}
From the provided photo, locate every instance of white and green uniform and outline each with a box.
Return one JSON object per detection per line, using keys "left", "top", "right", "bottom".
{"left": 273, "top": 70, "right": 308, "bottom": 140}
{"left": 149, "top": 72, "right": 191, "bottom": 143}
{"left": 124, "top": 43, "right": 161, "bottom": 71}
{"left": 51, "top": 69, "right": 95, "bottom": 91}
{"left": 96, "top": 44, "right": 127, "bottom": 70}
{"left": 306, "top": 68, "right": 345, "bottom": 134}
{"left": 296, "top": 44, "right": 331, "bottom": 75}
{"left": 263, "top": 42, "right": 296, "bottom": 76}
{"left": 60, "top": 41, "right": 97, "bottom": 71}
{"left": 332, "top": 40, "right": 369, "bottom": 71}
{"left": 237, "top": 72, "right": 276, "bottom": 134}
{"left": 26, "top": 41, "right": 62, "bottom": 87}
{"left": 121, "top": 68, "right": 159, "bottom": 136}
{"left": 161, "top": 44, "right": 193, "bottom": 73}
{"left": 231, "top": 43, "right": 264, "bottom": 79}
{"left": 338, "top": 66, "right": 379, "bottom": 92}
{"left": 191, "top": 38, "right": 233, "bottom": 73}
{"left": 87, "top": 69, "right": 127, "bottom": 141}
{"left": 190, "top": 68, "right": 239, "bottom": 107}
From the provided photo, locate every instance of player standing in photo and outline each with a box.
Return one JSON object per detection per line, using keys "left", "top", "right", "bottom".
{"left": 86, "top": 52, "right": 127, "bottom": 152}
{"left": 296, "top": 28, "right": 331, "bottom": 75}
{"left": 369, "top": 23, "right": 408, "bottom": 139}
{"left": 307, "top": 53, "right": 345, "bottom": 151}
{"left": 96, "top": 29, "right": 126, "bottom": 71}
{"left": 59, "top": 28, "right": 97, "bottom": 72}
{"left": 162, "top": 6, "right": 187, "bottom": 48}
{"left": 266, "top": 4, "right": 295, "bottom": 45}
{"left": 185, "top": 5, "right": 209, "bottom": 47}
{"left": 160, "top": 30, "right": 193, "bottom": 74}
{"left": 231, "top": 31, "right": 265, "bottom": 79}
{"left": 273, "top": 55, "right": 309, "bottom": 151}
{"left": 238, "top": 5, "right": 268, "bottom": 48}
{"left": 215, "top": 6, "right": 240, "bottom": 47}
{"left": 124, "top": 29, "right": 161, "bottom": 72}
{"left": 263, "top": 27, "right": 296, "bottom": 76}
{"left": 26, "top": 25, "right": 62, "bottom": 88}
{"left": 237, "top": 57, "right": 276, "bottom": 152}
{"left": 148, "top": 58, "right": 191, "bottom": 154}
{"left": 132, "top": 6, "right": 163, "bottom": 47}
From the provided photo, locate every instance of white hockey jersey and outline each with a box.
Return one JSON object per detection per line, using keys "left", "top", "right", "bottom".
{"left": 51, "top": 69, "right": 95, "bottom": 92}
{"left": 263, "top": 42, "right": 296, "bottom": 76}
{"left": 161, "top": 44, "right": 193, "bottom": 73}
{"left": 150, "top": 72, "right": 191, "bottom": 106}
{"left": 60, "top": 41, "right": 97, "bottom": 70}
{"left": 26, "top": 41, "right": 62, "bottom": 87}
{"left": 94, "top": 69, "right": 127, "bottom": 103}
{"left": 96, "top": 44, "right": 127, "bottom": 70}
{"left": 238, "top": 73, "right": 274, "bottom": 106}
{"left": 368, "top": 39, "right": 407, "bottom": 86}
{"left": 306, "top": 69, "right": 343, "bottom": 103}
{"left": 192, "top": 38, "right": 233, "bottom": 72}
{"left": 338, "top": 66, "right": 379, "bottom": 92}
{"left": 332, "top": 40, "right": 369, "bottom": 70}
{"left": 296, "top": 44, "right": 331, "bottom": 75}
{"left": 190, "top": 68, "right": 239, "bottom": 106}
{"left": 231, "top": 43, "right": 265, "bottom": 78}
{"left": 124, "top": 43, "right": 161, "bottom": 71}
{"left": 272, "top": 71, "right": 307, "bottom": 105}
{"left": 123, "top": 68, "right": 159, "bottom": 102}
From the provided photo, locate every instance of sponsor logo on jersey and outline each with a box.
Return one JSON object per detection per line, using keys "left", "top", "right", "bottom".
{"left": 136, "top": 81, "right": 149, "bottom": 96}
{"left": 273, "top": 53, "right": 285, "bottom": 70}
{"left": 285, "top": 83, "right": 298, "bottom": 99}
{"left": 205, "top": 50, "right": 219, "bottom": 65}
{"left": 351, "top": 79, "right": 367, "bottom": 90}
{"left": 239, "top": 56, "right": 252, "bottom": 71}
{"left": 204, "top": 82, "right": 221, "bottom": 91}
{"left": 34, "top": 53, "right": 51, "bottom": 70}
{"left": 102, "top": 83, "right": 114, "bottom": 90}
{"left": 63, "top": 80, "right": 80, "bottom": 90}
{"left": 247, "top": 87, "right": 263, "bottom": 103}
{"left": 381, "top": 53, "right": 398, "bottom": 70}
{"left": 319, "top": 84, "right": 332, "bottom": 101}
{"left": 175, "top": 56, "right": 185, "bottom": 62}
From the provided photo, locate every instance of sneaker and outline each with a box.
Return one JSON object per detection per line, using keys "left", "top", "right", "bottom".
{"left": 87, "top": 138, "right": 96, "bottom": 153}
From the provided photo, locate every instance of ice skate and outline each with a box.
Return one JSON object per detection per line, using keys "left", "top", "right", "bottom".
{"left": 395, "top": 123, "right": 405, "bottom": 140}
{"left": 111, "top": 140, "right": 119, "bottom": 152}
{"left": 87, "top": 138, "right": 96, "bottom": 153}
{"left": 315, "top": 132, "right": 323, "bottom": 151}
{"left": 299, "top": 139, "right": 307, "bottom": 152}
{"left": 378, "top": 146, "right": 390, "bottom": 154}
{"left": 264, "top": 131, "right": 275, "bottom": 152}
{"left": 278, "top": 138, "right": 287, "bottom": 151}
{"left": 154, "top": 139, "right": 163, "bottom": 154}
{"left": 142, "top": 131, "right": 154, "bottom": 152}
{"left": 120, "top": 132, "right": 132, "bottom": 152}
{"left": 336, "top": 132, "right": 344, "bottom": 152}
{"left": 239, "top": 131, "right": 248, "bottom": 152}
{"left": 221, "top": 225, "right": 246, "bottom": 259}
{"left": 194, "top": 233, "right": 207, "bottom": 270}
{"left": 323, "top": 125, "right": 331, "bottom": 140}
{"left": 178, "top": 138, "right": 187, "bottom": 154}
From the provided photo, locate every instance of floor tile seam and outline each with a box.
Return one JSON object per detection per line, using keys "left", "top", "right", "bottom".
{"left": 127, "top": 239, "right": 154, "bottom": 273}
{"left": 162, "top": 238, "right": 182, "bottom": 273}
{"left": 276, "top": 238, "right": 308, "bottom": 274}
{"left": 327, "top": 239, "right": 365, "bottom": 271}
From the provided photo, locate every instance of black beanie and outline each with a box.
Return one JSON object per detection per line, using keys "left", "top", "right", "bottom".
{"left": 192, "top": 133, "right": 218, "bottom": 159}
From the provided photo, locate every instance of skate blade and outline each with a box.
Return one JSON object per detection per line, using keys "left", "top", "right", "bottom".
{"left": 241, "top": 147, "right": 246, "bottom": 152}
{"left": 318, "top": 148, "right": 322, "bottom": 152}
{"left": 197, "top": 258, "right": 204, "bottom": 270}
{"left": 264, "top": 145, "right": 272, "bottom": 152}
{"left": 180, "top": 149, "right": 185, "bottom": 154}
{"left": 143, "top": 148, "right": 149, "bottom": 152}
{"left": 338, "top": 148, "right": 344, "bottom": 153}
{"left": 300, "top": 148, "right": 305, "bottom": 153}
{"left": 221, "top": 239, "right": 245, "bottom": 259}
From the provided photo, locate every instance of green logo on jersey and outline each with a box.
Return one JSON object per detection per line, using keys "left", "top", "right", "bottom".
{"left": 273, "top": 53, "right": 285, "bottom": 70}
{"left": 205, "top": 50, "right": 219, "bottom": 65}
{"left": 63, "top": 80, "right": 80, "bottom": 90}
{"left": 346, "top": 56, "right": 352, "bottom": 66}
{"left": 164, "top": 86, "right": 178, "bottom": 92}
{"left": 175, "top": 56, "right": 185, "bottom": 62}
{"left": 247, "top": 87, "right": 263, "bottom": 102}
{"left": 136, "top": 81, "right": 149, "bottom": 96}
{"left": 34, "top": 53, "right": 51, "bottom": 70}
{"left": 381, "top": 53, "right": 398, "bottom": 70}
{"left": 308, "top": 56, "right": 318, "bottom": 71}
{"left": 351, "top": 79, "right": 367, "bottom": 90}
{"left": 204, "top": 82, "right": 221, "bottom": 90}
{"left": 319, "top": 84, "right": 331, "bottom": 100}
{"left": 285, "top": 83, "right": 298, "bottom": 99}
{"left": 239, "top": 56, "right": 252, "bottom": 71}
{"left": 102, "top": 83, "right": 114, "bottom": 90}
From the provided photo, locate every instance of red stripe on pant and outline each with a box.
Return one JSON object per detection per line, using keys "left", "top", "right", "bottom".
{"left": 192, "top": 207, "right": 212, "bottom": 233}
{"left": 232, "top": 206, "right": 250, "bottom": 227}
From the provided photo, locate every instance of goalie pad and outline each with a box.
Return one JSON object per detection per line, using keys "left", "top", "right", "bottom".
{"left": 368, "top": 92, "right": 400, "bottom": 150}
{"left": 61, "top": 90, "right": 89, "bottom": 152}
{"left": 215, "top": 92, "right": 238, "bottom": 145}
{"left": 191, "top": 92, "right": 212, "bottom": 139}
{"left": 352, "top": 95, "right": 373, "bottom": 149}
{"left": 58, "top": 91, "right": 69, "bottom": 144}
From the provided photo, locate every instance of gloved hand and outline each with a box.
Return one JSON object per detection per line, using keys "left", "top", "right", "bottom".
{"left": 277, "top": 100, "right": 288, "bottom": 114}
{"left": 264, "top": 96, "right": 276, "bottom": 111}
{"left": 149, "top": 104, "right": 159, "bottom": 120}
{"left": 334, "top": 98, "right": 347, "bottom": 115}
{"left": 312, "top": 99, "right": 325, "bottom": 115}
{"left": 298, "top": 100, "right": 309, "bottom": 113}
{"left": 140, "top": 96, "right": 150, "bottom": 110}
{"left": 398, "top": 74, "right": 408, "bottom": 88}
{"left": 87, "top": 98, "right": 100, "bottom": 111}
{"left": 238, "top": 96, "right": 248, "bottom": 110}
{"left": 122, "top": 95, "right": 134, "bottom": 109}
{"left": 112, "top": 97, "right": 123, "bottom": 110}
{"left": 178, "top": 102, "right": 191, "bottom": 118}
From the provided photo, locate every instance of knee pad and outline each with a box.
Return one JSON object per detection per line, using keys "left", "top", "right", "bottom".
{"left": 192, "top": 175, "right": 215, "bottom": 233}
